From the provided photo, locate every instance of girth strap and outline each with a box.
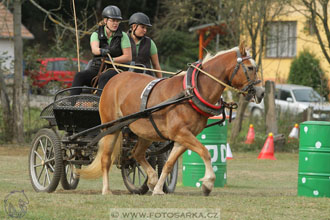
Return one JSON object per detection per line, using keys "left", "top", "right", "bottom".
{"left": 140, "top": 78, "right": 164, "bottom": 111}
{"left": 140, "top": 78, "right": 169, "bottom": 140}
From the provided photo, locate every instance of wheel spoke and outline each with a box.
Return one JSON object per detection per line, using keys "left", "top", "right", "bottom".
{"left": 48, "top": 163, "right": 55, "bottom": 172}
{"left": 45, "top": 166, "right": 51, "bottom": 185}
{"left": 47, "top": 158, "right": 55, "bottom": 163}
{"left": 43, "top": 170, "right": 47, "bottom": 186}
{"left": 37, "top": 166, "right": 45, "bottom": 182}
{"left": 34, "top": 163, "right": 43, "bottom": 168}
{"left": 39, "top": 139, "right": 46, "bottom": 157}
{"left": 137, "top": 165, "right": 146, "bottom": 178}
{"left": 132, "top": 164, "right": 136, "bottom": 184}
{"left": 34, "top": 151, "right": 43, "bottom": 160}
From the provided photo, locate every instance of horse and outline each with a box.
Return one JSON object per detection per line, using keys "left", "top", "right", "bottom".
{"left": 76, "top": 42, "right": 264, "bottom": 196}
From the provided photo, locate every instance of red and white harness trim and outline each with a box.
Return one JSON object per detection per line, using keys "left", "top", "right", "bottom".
{"left": 183, "top": 62, "right": 222, "bottom": 117}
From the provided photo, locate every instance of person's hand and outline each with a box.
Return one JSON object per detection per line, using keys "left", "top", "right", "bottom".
{"left": 100, "top": 48, "right": 110, "bottom": 56}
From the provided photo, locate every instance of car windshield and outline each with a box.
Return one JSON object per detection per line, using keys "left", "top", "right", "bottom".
{"left": 292, "top": 89, "right": 322, "bottom": 102}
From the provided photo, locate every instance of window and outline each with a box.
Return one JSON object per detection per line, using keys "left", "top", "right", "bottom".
{"left": 266, "top": 21, "right": 297, "bottom": 58}
{"left": 279, "top": 90, "right": 292, "bottom": 101}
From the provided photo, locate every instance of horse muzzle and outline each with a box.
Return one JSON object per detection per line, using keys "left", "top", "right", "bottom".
{"left": 253, "top": 86, "right": 264, "bottom": 104}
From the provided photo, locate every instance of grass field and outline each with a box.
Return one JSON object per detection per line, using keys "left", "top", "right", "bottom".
{"left": 0, "top": 145, "right": 329, "bottom": 220}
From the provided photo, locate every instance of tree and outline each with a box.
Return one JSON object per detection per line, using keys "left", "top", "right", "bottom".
{"left": 288, "top": 49, "right": 329, "bottom": 98}
{"left": 0, "top": 0, "right": 24, "bottom": 143}
{"left": 12, "top": 0, "right": 24, "bottom": 143}
{"left": 294, "top": 0, "right": 330, "bottom": 65}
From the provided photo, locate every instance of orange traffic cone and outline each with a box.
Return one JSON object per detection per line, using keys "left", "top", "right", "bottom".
{"left": 226, "top": 143, "right": 233, "bottom": 160}
{"left": 258, "top": 133, "right": 276, "bottom": 160}
{"left": 245, "top": 124, "right": 255, "bottom": 144}
{"left": 288, "top": 123, "right": 299, "bottom": 140}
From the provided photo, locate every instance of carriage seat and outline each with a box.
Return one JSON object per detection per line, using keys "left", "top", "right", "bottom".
{"left": 52, "top": 91, "right": 101, "bottom": 133}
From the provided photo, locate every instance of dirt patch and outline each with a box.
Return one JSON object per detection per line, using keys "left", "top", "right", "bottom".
{"left": 0, "top": 145, "right": 30, "bottom": 156}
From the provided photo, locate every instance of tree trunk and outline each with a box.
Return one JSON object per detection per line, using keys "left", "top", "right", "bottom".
{"left": 230, "top": 95, "right": 249, "bottom": 143}
{"left": 264, "top": 80, "right": 278, "bottom": 135}
{"left": 12, "top": 0, "right": 24, "bottom": 143}
{"left": 0, "top": 69, "right": 13, "bottom": 141}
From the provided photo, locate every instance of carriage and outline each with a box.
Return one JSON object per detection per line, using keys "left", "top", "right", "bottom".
{"left": 28, "top": 43, "right": 263, "bottom": 196}
{"left": 28, "top": 87, "right": 178, "bottom": 194}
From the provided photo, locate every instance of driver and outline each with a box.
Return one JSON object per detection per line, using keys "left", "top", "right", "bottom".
{"left": 70, "top": 5, "right": 131, "bottom": 96}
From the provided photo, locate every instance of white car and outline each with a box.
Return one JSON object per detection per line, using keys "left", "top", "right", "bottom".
{"left": 248, "top": 84, "right": 330, "bottom": 120}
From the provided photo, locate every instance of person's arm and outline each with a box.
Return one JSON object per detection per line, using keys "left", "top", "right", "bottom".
{"left": 113, "top": 47, "right": 132, "bottom": 63}
{"left": 90, "top": 32, "right": 102, "bottom": 55}
{"left": 150, "top": 39, "right": 162, "bottom": 78}
{"left": 150, "top": 53, "right": 162, "bottom": 78}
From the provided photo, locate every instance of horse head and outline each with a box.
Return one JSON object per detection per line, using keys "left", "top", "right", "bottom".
{"left": 227, "top": 42, "right": 264, "bottom": 103}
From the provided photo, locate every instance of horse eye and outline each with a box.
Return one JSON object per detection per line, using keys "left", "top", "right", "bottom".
{"left": 248, "top": 66, "right": 254, "bottom": 71}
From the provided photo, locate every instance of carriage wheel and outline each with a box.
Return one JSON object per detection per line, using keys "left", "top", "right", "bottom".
{"left": 157, "top": 150, "right": 178, "bottom": 194}
{"left": 60, "top": 149, "right": 80, "bottom": 190}
{"left": 121, "top": 157, "right": 156, "bottom": 195}
{"left": 29, "top": 128, "right": 63, "bottom": 192}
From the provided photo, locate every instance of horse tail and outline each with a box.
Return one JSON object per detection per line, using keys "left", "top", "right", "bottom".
{"left": 110, "top": 132, "right": 122, "bottom": 169}
{"left": 75, "top": 132, "right": 122, "bottom": 179}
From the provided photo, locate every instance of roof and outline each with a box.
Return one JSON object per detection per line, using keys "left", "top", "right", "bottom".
{"left": 0, "top": 2, "right": 34, "bottom": 39}
{"left": 188, "top": 22, "right": 227, "bottom": 35}
{"left": 276, "top": 84, "right": 313, "bottom": 90}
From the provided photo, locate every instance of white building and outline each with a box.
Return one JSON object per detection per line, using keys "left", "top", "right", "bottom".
{"left": 0, "top": 2, "right": 34, "bottom": 75}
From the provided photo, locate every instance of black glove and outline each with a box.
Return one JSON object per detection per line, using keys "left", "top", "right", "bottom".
{"left": 100, "top": 48, "right": 110, "bottom": 57}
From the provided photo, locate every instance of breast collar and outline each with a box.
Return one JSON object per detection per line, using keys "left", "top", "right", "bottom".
{"left": 183, "top": 61, "right": 223, "bottom": 117}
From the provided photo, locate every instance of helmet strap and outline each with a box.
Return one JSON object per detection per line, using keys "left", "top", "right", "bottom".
{"left": 105, "top": 19, "right": 116, "bottom": 36}
{"left": 133, "top": 24, "right": 143, "bottom": 40}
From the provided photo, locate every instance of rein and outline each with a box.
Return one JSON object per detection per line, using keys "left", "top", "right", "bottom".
{"left": 103, "top": 59, "right": 180, "bottom": 75}
{"left": 189, "top": 64, "right": 247, "bottom": 95}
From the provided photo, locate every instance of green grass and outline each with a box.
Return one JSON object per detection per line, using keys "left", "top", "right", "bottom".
{"left": 0, "top": 146, "right": 329, "bottom": 220}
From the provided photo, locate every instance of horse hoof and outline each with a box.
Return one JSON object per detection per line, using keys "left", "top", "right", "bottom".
{"left": 102, "top": 190, "right": 112, "bottom": 195}
{"left": 148, "top": 184, "right": 155, "bottom": 192}
{"left": 202, "top": 184, "right": 211, "bottom": 196}
{"left": 152, "top": 191, "right": 165, "bottom": 196}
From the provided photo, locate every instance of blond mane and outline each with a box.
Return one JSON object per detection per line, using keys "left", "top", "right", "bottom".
{"left": 202, "top": 47, "right": 239, "bottom": 64}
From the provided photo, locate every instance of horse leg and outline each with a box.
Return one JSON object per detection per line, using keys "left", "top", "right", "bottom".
{"left": 132, "top": 138, "right": 158, "bottom": 191}
{"left": 101, "top": 132, "right": 120, "bottom": 195}
{"left": 176, "top": 129, "right": 215, "bottom": 196}
{"left": 153, "top": 142, "right": 186, "bottom": 195}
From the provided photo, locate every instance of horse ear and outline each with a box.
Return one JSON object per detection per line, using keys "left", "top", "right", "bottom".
{"left": 239, "top": 41, "right": 247, "bottom": 57}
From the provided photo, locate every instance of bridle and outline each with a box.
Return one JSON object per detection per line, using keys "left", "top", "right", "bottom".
{"left": 228, "top": 49, "right": 261, "bottom": 96}
{"left": 190, "top": 48, "right": 261, "bottom": 97}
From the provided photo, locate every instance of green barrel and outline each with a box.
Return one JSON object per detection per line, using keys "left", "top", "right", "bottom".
{"left": 298, "top": 121, "right": 330, "bottom": 197}
{"left": 182, "top": 117, "right": 227, "bottom": 187}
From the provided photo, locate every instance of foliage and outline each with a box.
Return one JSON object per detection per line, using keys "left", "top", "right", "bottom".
{"left": 288, "top": 50, "right": 329, "bottom": 98}
{"left": 0, "top": 106, "right": 47, "bottom": 144}
{"left": 155, "top": 28, "right": 198, "bottom": 70}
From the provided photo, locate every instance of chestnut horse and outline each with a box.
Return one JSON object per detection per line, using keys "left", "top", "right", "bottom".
{"left": 77, "top": 42, "right": 263, "bottom": 196}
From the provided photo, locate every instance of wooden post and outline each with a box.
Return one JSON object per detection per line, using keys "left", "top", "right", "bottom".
{"left": 230, "top": 94, "right": 249, "bottom": 143}
{"left": 264, "top": 80, "right": 278, "bottom": 135}
{"left": 199, "top": 30, "right": 204, "bottom": 60}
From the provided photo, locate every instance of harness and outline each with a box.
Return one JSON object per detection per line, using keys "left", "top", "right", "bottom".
{"left": 140, "top": 78, "right": 169, "bottom": 140}
{"left": 138, "top": 49, "right": 259, "bottom": 139}
{"left": 183, "top": 61, "right": 223, "bottom": 117}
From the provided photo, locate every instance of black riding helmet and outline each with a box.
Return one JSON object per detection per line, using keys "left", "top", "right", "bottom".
{"left": 129, "top": 12, "right": 152, "bottom": 27}
{"left": 102, "top": 5, "right": 122, "bottom": 20}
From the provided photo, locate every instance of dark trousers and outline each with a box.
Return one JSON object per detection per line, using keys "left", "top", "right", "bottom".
{"left": 70, "top": 65, "right": 128, "bottom": 96}
{"left": 98, "top": 69, "right": 119, "bottom": 91}
{"left": 70, "top": 66, "right": 99, "bottom": 96}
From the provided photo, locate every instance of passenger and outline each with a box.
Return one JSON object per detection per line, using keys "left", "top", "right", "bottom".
{"left": 128, "top": 12, "right": 162, "bottom": 78}
{"left": 70, "top": 5, "right": 131, "bottom": 96}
